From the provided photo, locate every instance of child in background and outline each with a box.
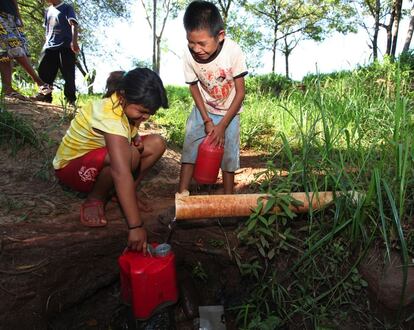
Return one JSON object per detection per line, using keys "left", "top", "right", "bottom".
{"left": 0, "top": 0, "right": 51, "bottom": 100}
{"left": 53, "top": 68, "right": 168, "bottom": 252}
{"left": 178, "top": 0, "right": 248, "bottom": 195}
{"left": 34, "top": 0, "right": 79, "bottom": 105}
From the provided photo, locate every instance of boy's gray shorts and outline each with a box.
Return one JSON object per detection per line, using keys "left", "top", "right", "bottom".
{"left": 181, "top": 107, "right": 240, "bottom": 172}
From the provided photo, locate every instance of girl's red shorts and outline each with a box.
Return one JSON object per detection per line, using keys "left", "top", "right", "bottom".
{"left": 55, "top": 136, "right": 148, "bottom": 193}
{"left": 55, "top": 147, "right": 108, "bottom": 193}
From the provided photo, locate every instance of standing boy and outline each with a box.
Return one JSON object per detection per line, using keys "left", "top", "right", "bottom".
{"left": 34, "top": 0, "right": 79, "bottom": 105}
{"left": 178, "top": 1, "right": 248, "bottom": 194}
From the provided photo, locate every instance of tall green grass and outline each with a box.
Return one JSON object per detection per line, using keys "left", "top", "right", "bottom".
{"left": 231, "top": 61, "right": 413, "bottom": 328}
{"left": 147, "top": 65, "right": 412, "bottom": 327}
{"left": 153, "top": 85, "right": 193, "bottom": 148}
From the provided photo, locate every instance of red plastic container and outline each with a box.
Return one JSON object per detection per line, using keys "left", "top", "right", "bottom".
{"left": 118, "top": 243, "right": 178, "bottom": 320}
{"left": 193, "top": 136, "right": 224, "bottom": 184}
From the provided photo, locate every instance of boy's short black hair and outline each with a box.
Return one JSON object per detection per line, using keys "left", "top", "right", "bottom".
{"left": 183, "top": 1, "right": 224, "bottom": 37}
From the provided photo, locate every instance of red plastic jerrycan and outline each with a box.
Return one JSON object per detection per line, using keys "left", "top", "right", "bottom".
{"left": 118, "top": 243, "right": 178, "bottom": 320}
{"left": 193, "top": 135, "right": 224, "bottom": 184}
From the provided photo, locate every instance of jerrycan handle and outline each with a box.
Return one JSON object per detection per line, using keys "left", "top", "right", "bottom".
{"left": 122, "top": 243, "right": 171, "bottom": 257}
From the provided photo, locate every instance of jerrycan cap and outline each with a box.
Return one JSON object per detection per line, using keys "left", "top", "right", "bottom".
{"left": 155, "top": 243, "right": 171, "bottom": 257}
{"left": 147, "top": 243, "right": 171, "bottom": 257}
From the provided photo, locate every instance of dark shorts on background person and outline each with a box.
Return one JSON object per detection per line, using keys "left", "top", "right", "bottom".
{"left": 0, "top": 11, "right": 29, "bottom": 62}
{"left": 37, "top": 47, "right": 77, "bottom": 103}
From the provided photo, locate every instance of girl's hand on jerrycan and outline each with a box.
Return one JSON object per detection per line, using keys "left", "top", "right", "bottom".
{"left": 127, "top": 228, "right": 147, "bottom": 254}
{"left": 193, "top": 135, "right": 224, "bottom": 184}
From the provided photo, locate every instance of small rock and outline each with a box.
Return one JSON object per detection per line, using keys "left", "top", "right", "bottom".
{"left": 359, "top": 247, "right": 414, "bottom": 309}
{"left": 25, "top": 200, "right": 36, "bottom": 207}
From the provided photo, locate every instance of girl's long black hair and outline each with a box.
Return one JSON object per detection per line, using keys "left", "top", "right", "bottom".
{"left": 103, "top": 68, "right": 168, "bottom": 114}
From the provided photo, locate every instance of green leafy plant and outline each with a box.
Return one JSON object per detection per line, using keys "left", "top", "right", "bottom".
{"left": 231, "top": 62, "right": 413, "bottom": 329}
{"left": 0, "top": 108, "right": 43, "bottom": 154}
{"left": 191, "top": 261, "right": 208, "bottom": 282}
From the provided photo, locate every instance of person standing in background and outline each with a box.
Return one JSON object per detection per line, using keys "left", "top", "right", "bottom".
{"left": 34, "top": 0, "right": 79, "bottom": 106}
{"left": 0, "top": 0, "right": 51, "bottom": 100}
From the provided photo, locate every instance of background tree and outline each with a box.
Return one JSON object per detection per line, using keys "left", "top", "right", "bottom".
{"left": 215, "top": 0, "right": 233, "bottom": 24}
{"left": 402, "top": 2, "right": 414, "bottom": 51}
{"left": 141, "top": 0, "right": 185, "bottom": 74}
{"left": 70, "top": 0, "right": 133, "bottom": 93}
{"left": 15, "top": 0, "right": 413, "bottom": 90}
{"left": 356, "top": 0, "right": 410, "bottom": 61}
{"left": 203, "top": 0, "right": 263, "bottom": 71}
{"left": 279, "top": 32, "right": 301, "bottom": 78}
{"left": 243, "top": 0, "right": 356, "bottom": 76}
{"left": 18, "top": 0, "right": 133, "bottom": 94}
{"left": 18, "top": 0, "right": 47, "bottom": 61}
{"left": 389, "top": 0, "right": 403, "bottom": 58}
{"left": 355, "top": 0, "right": 390, "bottom": 60}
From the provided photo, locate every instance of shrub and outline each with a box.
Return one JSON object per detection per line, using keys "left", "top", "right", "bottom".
{"left": 398, "top": 49, "right": 414, "bottom": 72}
{"left": 245, "top": 73, "right": 293, "bottom": 97}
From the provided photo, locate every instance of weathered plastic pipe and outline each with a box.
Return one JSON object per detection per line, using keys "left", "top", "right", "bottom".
{"left": 175, "top": 191, "right": 336, "bottom": 220}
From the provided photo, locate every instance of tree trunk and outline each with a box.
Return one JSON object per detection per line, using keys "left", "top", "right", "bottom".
{"left": 372, "top": 0, "right": 381, "bottom": 60}
{"left": 402, "top": 4, "right": 414, "bottom": 52}
{"left": 152, "top": 0, "right": 157, "bottom": 73}
{"left": 386, "top": 6, "right": 395, "bottom": 55}
{"left": 285, "top": 53, "right": 289, "bottom": 78}
{"left": 272, "top": 22, "right": 278, "bottom": 73}
{"left": 216, "top": 0, "right": 233, "bottom": 26}
{"left": 284, "top": 38, "right": 289, "bottom": 78}
{"left": 156, "top": 36, "right": 161, "bottom": 74}
{"left": 390, "top": 0, "right": 403, "bottom": 59}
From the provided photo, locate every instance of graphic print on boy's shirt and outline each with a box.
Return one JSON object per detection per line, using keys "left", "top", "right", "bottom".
{"left": 199, "top": 66, "right": 233, "bottom": 102}
{"left": 183, "top": 38, "right": 248, "bottom": 116}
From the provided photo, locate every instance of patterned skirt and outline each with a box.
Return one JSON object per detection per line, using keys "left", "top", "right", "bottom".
{"left": 0, "top": 11, "right": 29, "bottom": 62}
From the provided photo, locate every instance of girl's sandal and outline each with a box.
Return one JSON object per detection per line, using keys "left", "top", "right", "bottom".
{"left": 80, "top": 199, "right": 107, "bottom": 227}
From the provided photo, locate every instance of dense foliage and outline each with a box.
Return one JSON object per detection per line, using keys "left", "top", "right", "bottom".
{"left": 236, "top": 60, "right": 413, "bottom": 328}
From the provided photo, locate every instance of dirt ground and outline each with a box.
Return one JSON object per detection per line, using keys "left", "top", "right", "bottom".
{"left": 0, "top": 97, "right": 270, "bottom": 329}
{"left": 0, "top": 98, "right": 269, "bottom": 227}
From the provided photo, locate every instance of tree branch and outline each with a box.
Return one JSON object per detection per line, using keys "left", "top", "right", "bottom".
{"left": 158, "top": 0, "right": 172, "bottom": 38}
{"left": 141, "top": 0, "right": 153, "bottom": 29}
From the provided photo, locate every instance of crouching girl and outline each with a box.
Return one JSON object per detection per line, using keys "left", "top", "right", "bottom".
{"left": 53, "top": 68, "right": 168, "bottom": 252}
